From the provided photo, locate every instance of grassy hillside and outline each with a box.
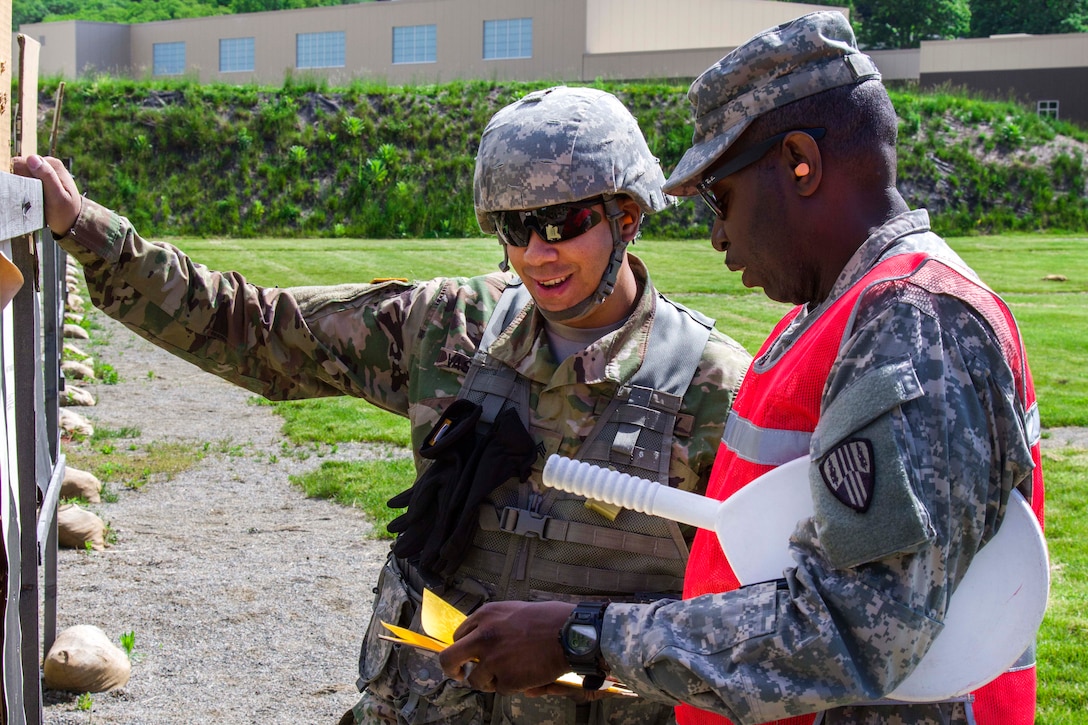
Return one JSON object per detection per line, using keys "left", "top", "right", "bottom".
{"left": 30, "top": 76, "right": 1088, "bottom": 239}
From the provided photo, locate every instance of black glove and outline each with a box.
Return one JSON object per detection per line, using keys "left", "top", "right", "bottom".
{"left": 426, "top": 407, "right": 537, "bottom": 579}
{"left": 387, "top": 399, "right": 482, "bottom": 562}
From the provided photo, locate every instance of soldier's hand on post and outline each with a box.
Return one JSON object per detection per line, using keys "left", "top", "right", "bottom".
{"left": 11, "top": 154, "right": 83, "bottom": 238}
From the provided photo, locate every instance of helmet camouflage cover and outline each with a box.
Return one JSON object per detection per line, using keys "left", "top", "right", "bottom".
{"left": 474, "top": 86, "right": 671, "bottom": 233}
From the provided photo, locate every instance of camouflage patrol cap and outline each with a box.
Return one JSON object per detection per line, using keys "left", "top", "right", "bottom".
{"left": 474, "top": 86, "right": 670, "bottom": 233}
{"left": 663, "top": 11, "right": 882, "bottom": 197}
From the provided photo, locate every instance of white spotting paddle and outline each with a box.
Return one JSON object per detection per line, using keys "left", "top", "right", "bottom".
{"left": 542, "top": 454, "right": 1049, "bottom": 702}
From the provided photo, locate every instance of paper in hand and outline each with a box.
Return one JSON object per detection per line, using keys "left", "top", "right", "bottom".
{"left": 380, "top": 588, "right": 636, "bottom": 696}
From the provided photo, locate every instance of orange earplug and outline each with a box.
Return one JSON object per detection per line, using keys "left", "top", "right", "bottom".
{"left": 794, "top": 163, "right": 810, "bottom": 177}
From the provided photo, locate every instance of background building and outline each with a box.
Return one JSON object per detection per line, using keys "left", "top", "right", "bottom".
{"left": 16, "top": 0, "right": 846, "bottom": 85}
{"left": 919, "top": 31, "right": 1088, "bottom": 125}
{"left": 16, "top": 0, "right": 1088, "bottom": 125}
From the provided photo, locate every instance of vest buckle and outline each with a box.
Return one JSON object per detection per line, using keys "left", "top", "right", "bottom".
{"left": 499, "top": 506, "right": 551, "bottom": 539}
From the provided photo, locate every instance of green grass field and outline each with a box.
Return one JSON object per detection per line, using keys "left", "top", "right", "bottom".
{"left": 171, "top": 232, "right": 1088, "bottom": 721}
{"left": 181, "top": 232, "right": 1088, "bottom": 426}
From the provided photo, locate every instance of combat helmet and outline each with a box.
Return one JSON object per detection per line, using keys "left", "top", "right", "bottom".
{"left": 474, "top": 86, "right": 671, "bottom": 323}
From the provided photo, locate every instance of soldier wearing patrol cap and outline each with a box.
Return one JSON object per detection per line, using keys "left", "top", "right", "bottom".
{"left": 14, "top": 85, "right": 752, "bottom": 725}
{"left": 439, "top": 11, "right": 1045, "bottom": 725}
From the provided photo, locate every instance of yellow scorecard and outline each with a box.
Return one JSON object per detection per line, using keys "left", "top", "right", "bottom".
{"left": 379, "top": 588, "right": 637, "bottom": 697}
{"left": 378, "top": 588, "right": 461, "bottom": 652}
{"left": 377, "top": 588, "right": 469, "bottom": 652}
{"left": 421, "top": 587, "right": 464, "bottom": 643}
{"left": 378, "top": 622, "right": 446, "bottom": 654}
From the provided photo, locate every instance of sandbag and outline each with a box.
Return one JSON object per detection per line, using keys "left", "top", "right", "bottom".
{"left": 59, "top": 408, "right": 94, "bottom": 437}
{"left": 61, "top": 360, "right": 96, "bottom": 381}
{"left": 62, "top": 386, "right": 97, "bottom": 407}
{"left": 63, "top": 342, "right": 89, "bottom": 360}
{"left": 63, "top": 323, "right": 89, "bottom": 340}
{"left": 44, "top": 625, "right": 131, "bottom": 692}
{"left": 57, "top": 503, "right": 107, "bottom": 551}
{"left": 62, "top": 467, "right": 103, "bottom": 503}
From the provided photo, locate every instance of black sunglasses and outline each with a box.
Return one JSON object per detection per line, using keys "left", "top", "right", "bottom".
{"left": 696, "top": 128, "right": 826, "bottom": 220}
{"left": 489, "top": 198, "right": 605, "bottom": 248}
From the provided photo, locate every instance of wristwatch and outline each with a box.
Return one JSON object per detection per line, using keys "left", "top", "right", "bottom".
{"left": 559, "top": 602, "right": 609, "bottom": 690}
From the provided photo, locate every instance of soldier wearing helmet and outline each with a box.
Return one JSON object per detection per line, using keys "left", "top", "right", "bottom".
{"left": 474, "top": 86, "right": 671, "bottom": 328}
{"left": 16, "top": 85, "right": 751, "bottom": 725}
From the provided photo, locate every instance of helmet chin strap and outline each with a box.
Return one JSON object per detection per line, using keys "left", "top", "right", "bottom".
{"left": 537, "top": 196, "right": 630, "bottom": 325}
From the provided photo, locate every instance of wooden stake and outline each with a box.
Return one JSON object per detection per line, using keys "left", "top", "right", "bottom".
{"left": 0, "top": 5, "right": 13, "bottom": 721}
{"left": 15, "top": 35, "right": 38, "bottom": 157}
{"left": 0, "top": 0, "right": 10, "bottom": 170}
{"left": 50, "top": 82, "right": 65, "bottom": 156}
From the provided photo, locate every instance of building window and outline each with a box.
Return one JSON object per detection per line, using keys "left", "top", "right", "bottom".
{"left": 393, "top": 25, "right": 437, "bottom": 64}
{"left": 1037, "top": 100, "right": 1059, "bottom": 120}
{"left": 153, "top": 42, "right": 186, "bottom": 76}
{"left": 297, "top": 31, "right": 345, "bottom": 69}
{"left": 220, "top": 37, "right": 255, "bottom": 73}
{"left": 483, "top": 18, "right": 532, "bottom": 60}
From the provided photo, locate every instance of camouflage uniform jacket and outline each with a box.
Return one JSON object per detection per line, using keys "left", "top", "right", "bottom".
{"left": 58, "top": 198, "right": 753, "bottom": 723}
{"left": 601, "top": 210, "right": 1040, "bottom": 725}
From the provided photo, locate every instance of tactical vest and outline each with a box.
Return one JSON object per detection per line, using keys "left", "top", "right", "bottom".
{"left": 680, "top": 253, "right": 1043, "bottom": 725}
{"left": 444, "top": 280, "right": 714, "bottom": 607}
{"left": 356, "top": 280, "right": 711, "bottom": 724}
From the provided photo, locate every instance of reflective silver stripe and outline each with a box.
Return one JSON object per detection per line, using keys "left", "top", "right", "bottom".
{"left": 722, "top": 410, "right": 811, "bottom": 466}
{"left": 1026, "top": 401, "right": 1041, "bottom": 448}
{"left": 852, "top": 695, "right": 974, "bottom": 707}
{"left": 1009, "top": 641, "right": 1036, "bottom": 671}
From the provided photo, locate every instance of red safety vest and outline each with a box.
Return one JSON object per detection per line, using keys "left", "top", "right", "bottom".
{"left": 679, "top": 253, "right": 1044, "bottom": 725}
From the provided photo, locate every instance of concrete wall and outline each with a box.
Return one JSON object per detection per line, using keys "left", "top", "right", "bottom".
{"left": 15, "top": 21, "right": 74, "bottom": 78}
{"left": 584, "top": 47, "right": 735, "bottom": 83}
{"left": 867, "top": 48, "right": 920, "bottom": 82}
{"left": 74, "top": 22, "right": 131, "bottom": 78}
{"left": 15, "top": 21, "right": 130, "bottom": 79}
{"left": 122, "top": 0, "right": 585, "bottom": 84}
{"left": 919, "top": 32, "right": 1088, "bottom": 125}
{"left": 584, "top": 0, "right": 845, "bottom": 54}
{"left": 921, "top": 67, "right": 1088, "bottom": 125}
{"left": 921, "top": 32, "right": 1088, "bottom": 73}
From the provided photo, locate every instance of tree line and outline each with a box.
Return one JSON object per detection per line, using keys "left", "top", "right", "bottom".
{"left": 13, "top": 0, "right": 1088, "bottom": 50}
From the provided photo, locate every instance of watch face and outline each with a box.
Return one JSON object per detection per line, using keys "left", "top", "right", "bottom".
{"left": 566, "top": 623, "right": 599, "bottom": 656}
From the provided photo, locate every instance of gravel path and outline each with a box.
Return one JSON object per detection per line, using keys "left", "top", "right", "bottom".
{"left": 44, "top": 311, "right": 398, "bottom": 724}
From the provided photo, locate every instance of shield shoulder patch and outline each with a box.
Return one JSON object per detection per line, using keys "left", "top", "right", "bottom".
{"left": 819, "top": 438, "right": 875, "bottom": 513}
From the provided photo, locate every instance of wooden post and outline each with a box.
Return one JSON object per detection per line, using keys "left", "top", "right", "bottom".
{"left": 0, "top": 2, "right": 14, "bottom": 721}
{"left": 15, "top": 36, "right": 36, "bottom": 158}
{"left": 13, "top": 32, "right": 41, "bottom": 725}
{"left": 1, "top": 164, "right": 47, "bottom": 724}
{"left": 0, "top": 0, "right": 10, "bottom": 170}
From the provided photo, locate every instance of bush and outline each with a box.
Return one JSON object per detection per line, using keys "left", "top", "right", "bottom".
{"left": 34, "top": 76, "right": 1088, "bottom": 239}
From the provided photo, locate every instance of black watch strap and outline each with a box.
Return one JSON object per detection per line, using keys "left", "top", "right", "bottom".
{"left": 559, "top": 601, "right": 609, "bottom": 689}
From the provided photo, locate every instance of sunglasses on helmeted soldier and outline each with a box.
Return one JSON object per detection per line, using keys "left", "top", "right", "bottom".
{"left": 489, "top": 197, "right": 606, "bottom": 247}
